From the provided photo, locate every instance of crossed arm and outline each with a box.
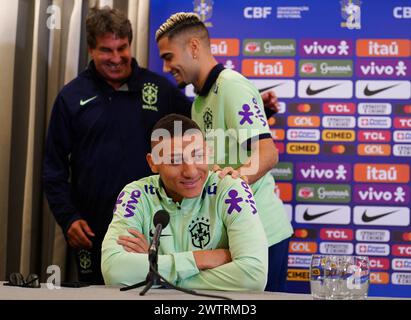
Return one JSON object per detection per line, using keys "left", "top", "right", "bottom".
{"left": 117, "top": 228, "right": 232, "bottom": 270}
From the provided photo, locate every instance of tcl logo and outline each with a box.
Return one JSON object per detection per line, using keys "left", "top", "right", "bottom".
{"left": 323, "top": 102, "right": 355, "bottom": 114}
{"left": 244, "top": 7, "right": 272, "bottom": 19}
{"left": 358, "top": 130, "right": 391, "bottom": 142}
{"left": 369, "top": 258, "right": 390, "bottom": 270}
{"left": 394, "top": 117, "right": 411, "bottom": 129}
{"left": 320, "top": 228, "right": 353, "bottom": 241}
{"left": 392, "top": 245, "right": 411, "bottom": 257}
{"left": 289, "top": 241, "right": 317, "bottom": 253}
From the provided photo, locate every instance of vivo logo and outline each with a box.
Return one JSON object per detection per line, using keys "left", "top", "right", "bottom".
{"left": 296, "top": 163, "right": 350, "bottom": 182}
{"left": 301, "top": 40, "right": 352, "bottom": 56}
{"left": 354, "top": 185, "right": 409, "bottom": 204}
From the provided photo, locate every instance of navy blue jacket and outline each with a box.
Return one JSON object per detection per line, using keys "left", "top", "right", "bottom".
{"left": 43, "top": 59, "right": 192, "bottom": 235}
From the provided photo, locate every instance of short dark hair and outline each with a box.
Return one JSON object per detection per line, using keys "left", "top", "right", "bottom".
{"left": 86, "top": 6, "right": 132, "bottom": 48}
{"left": 151, "top": 114, "right": 202, "bottom": 148}
{"left": 155, "top": 12, "right": 209, "bottom": 44}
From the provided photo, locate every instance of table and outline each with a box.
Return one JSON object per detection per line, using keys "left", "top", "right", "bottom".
{"left": 0, "top": 282, "right": 312, "bottom": 300}
{"left": 1, "top": 282, "right": 404, "bottom": 300}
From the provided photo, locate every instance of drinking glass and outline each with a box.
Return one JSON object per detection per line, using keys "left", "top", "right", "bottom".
{"left": 309, "top": 254, "right": 328, "bottom": 299}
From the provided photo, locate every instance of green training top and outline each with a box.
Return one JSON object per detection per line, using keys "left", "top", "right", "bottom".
{"left": 192, "top": 67, "right": 293, "bottom": 246}
{"left": 101, "top": 172, "right": 268, "bottom": 291}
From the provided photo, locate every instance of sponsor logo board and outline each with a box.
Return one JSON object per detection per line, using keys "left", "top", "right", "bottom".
{"left": 251, "top": 79, "right": 296, "bottom": 98}
{"left": 358, "top": 103, "right": 392, "bottom": 115}
{"left": 353, "top": 184, "right": 409, "bottom": 205}
{"left": 299, "top": 59, "right": 353, "bottom": 77}
{"left": 210, "top": 39, "right": 240, "bottom": 56}
{"left": 300, "top": 39, "right": 353, "bottom": 57}
{"left": 322, "top": 130, "right": 355, "bottom": 142}
{"left": 295, "top": 204, "right": 351, "bottom": 224}
{"left": 355, "top": 229, "right": 390, "bottom": 242}
{"left": 243, "top": 39, "right": 296, "bottom": 56}
{"left": 394, "top": 144, "right": 411, "bottom": 156}
{"left": 356, "top": 80, "right": 411, "bottom": 99}
{"left": 391, "top": 273, "right": 411, "bottom": 285}
{"left": 354, "top": 164, "right": 410, "bottom": 183}
{"left": 323, "top": 102, "right": 356, "bottom": 114}
{"left": 242, "top": 59, "right": 295, "bottom": 77}
{"left": 296, "top": 184, "right": 351, "bottom": 203}
{"left": 356, "top": 243, "right": 390, "bottom": 256}
{"left": 288, "top": 255, "right": 312, "bottom": 268}
{"left": 296, "top": 163, "right": 351, "bottom": 182}
{"left": 319, "top": 242, "right": 354, "bottom": 255}
{"left": 320, "top": 228, "right": 354, "bottom": 241}
{"left": 353, "top": 206, "right": 410, "bottom": 226}
{"left": 287, "top": 129, "right": 321, "bottom": 141}
{"left": 356, "top": 39, "right": 411, "bottom": 57}
{"left": 299, "top": 80, "right": 353, "bottom": 98}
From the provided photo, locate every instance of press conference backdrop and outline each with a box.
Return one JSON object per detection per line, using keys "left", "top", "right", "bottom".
{"left": 148, "top": 0, "right": 411, "bottom": 297}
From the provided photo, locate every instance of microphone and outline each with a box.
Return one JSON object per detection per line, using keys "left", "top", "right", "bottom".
{"left": 148, "top": 210, "right": 170, "bottom": 260}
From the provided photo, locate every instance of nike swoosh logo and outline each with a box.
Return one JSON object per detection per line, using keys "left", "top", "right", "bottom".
{"left": 258, "top": 83, "right": 284, "bottom": 93}
{"left": 306, "top": 84, "right": 340, "bottom": 96}
{"left": 149, "top": 230, "right": 172, "bottom": 238}
{"left": 303, "top": 208, "right": 339, "bottom": 221}
{"left": 363, "top": 84, "right": 399, "bottom": 96}
{"left": 361, "top": 209, "right": 398, "bottom": 223}
{"left": 80, "top": 95, "right": 98, "bottom": 106}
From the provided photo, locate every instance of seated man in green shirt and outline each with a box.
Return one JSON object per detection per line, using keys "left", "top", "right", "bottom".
{"left": 155, "top": 12, "right": 293, "bottom": 292}
{"left": 101, "top": 114, "right": 268, "bottom": 291}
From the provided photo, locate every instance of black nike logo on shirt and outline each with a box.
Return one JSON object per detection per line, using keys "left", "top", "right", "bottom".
{"left": 361, "top": 209, "right": 398, "bottom": 222}
{"left": 303, "top": 208, "right": 339, "bottom": 221}
{"left": 258, "top": 83, "right": 284, "bottom": 93}
{"left": 363, "top": 84, "right": 399, "bottom": 96}
{"left": 306, "top": 83, "right": 340, "bottom": 96}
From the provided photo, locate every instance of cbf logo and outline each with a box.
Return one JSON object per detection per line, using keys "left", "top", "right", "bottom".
{"left": 203, "top": 108, "right": 213, "bottom": 132}
{"left": 142, "top": 82, "right": 158, "bottom": 111}
{"left": 193, "top": 0, "right": 214, "bottom": 27}
{"left": 340, "top": 0, "right": 361, "bottom": 30}
{"left": 189, "top": 217, "right": 210, "bottom": 249}
{"left": 77, "top": 249, "right": 92, "bottom": 272}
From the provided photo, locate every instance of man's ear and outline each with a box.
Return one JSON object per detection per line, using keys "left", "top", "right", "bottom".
{"left": 146, "top": 153, "right": 159, "bottom": 173}
{"left": 189, "top": 37, "right": 201, "bottom": 59}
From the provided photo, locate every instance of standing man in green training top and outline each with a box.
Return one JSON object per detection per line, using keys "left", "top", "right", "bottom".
{"left": 155, "top": 12, "right": 293, "bottom": 292}
{"left": 101, "top": 114, "right": 268, "bottom": 291}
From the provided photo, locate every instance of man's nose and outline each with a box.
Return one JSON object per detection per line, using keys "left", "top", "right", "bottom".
{"left": 182, "top": 162, "right": 197, "bottom": 177}
{"left": 111, "top": 51, "right": 122, "bottom": 63}
{"left": 163, "top": 61, "right": 171, "bottom": 73}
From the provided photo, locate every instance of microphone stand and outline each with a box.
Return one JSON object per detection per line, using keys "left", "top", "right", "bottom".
{"left": 120, "top": 234, "right": 168, "bottom": 294}
{"left": 138, "top": 250, "right": 168, "bottom": 295}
